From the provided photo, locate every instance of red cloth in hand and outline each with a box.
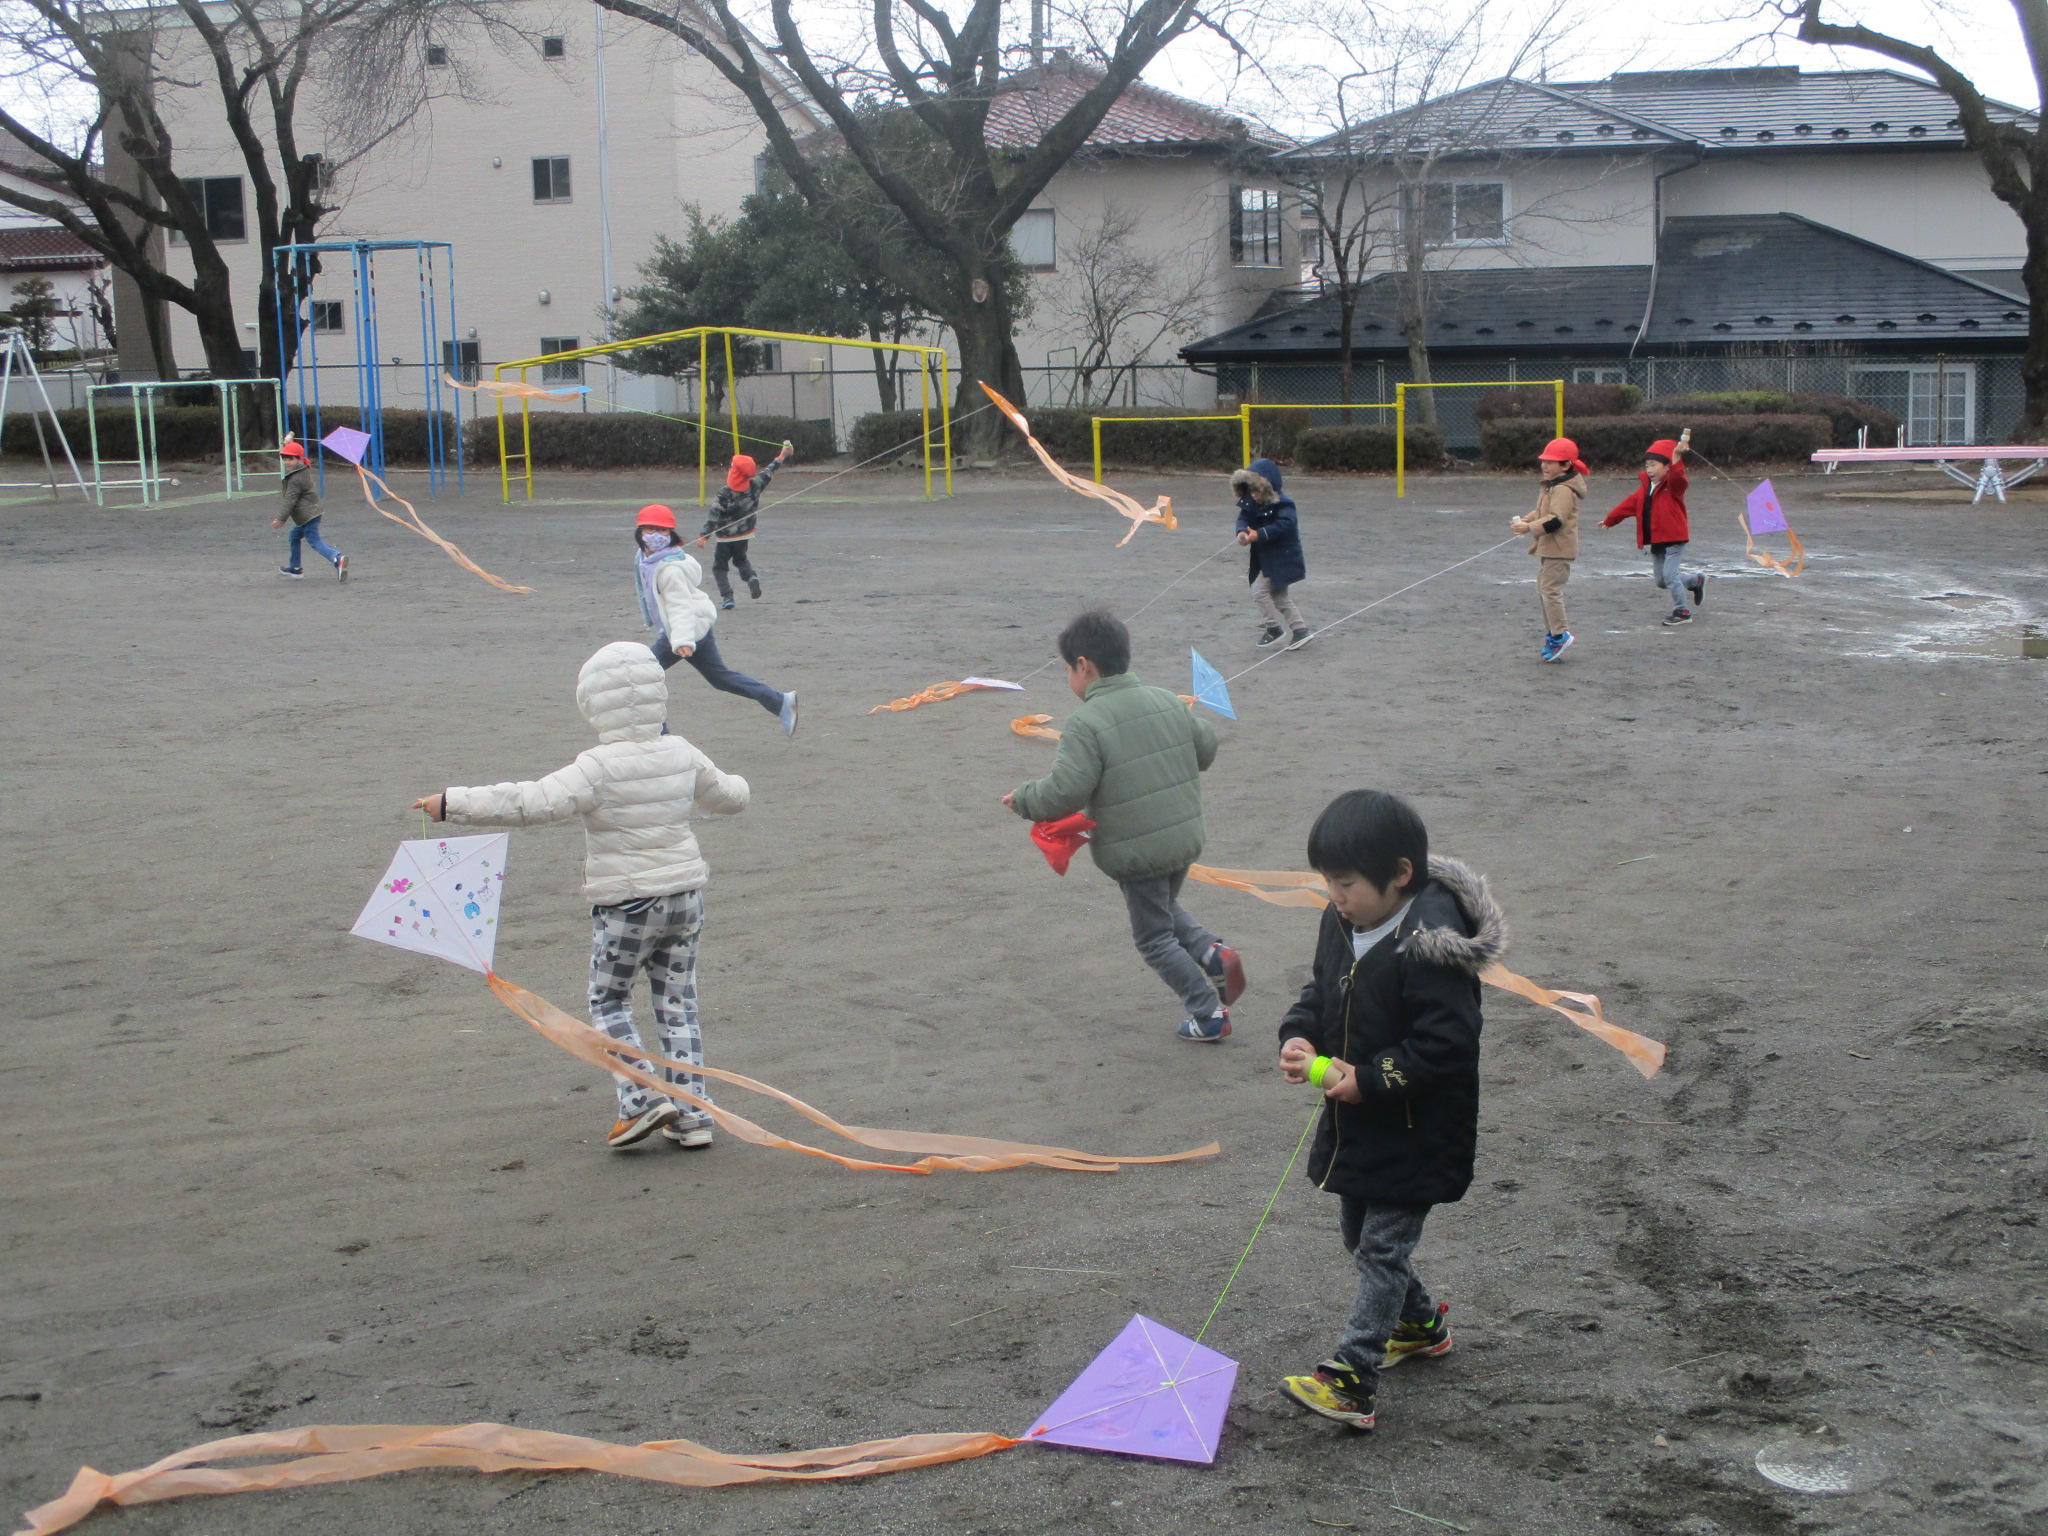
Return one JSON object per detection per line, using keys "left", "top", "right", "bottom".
{"left": 1031, "top": 813, "right": 1097, "bottom": 876}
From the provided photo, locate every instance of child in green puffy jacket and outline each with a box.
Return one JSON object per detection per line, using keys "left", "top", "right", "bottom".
{"left": 1003, "top": 609, "right": 1245, "bottom": 1043}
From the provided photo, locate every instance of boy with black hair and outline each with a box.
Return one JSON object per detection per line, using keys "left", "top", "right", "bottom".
{"left": 1277, "top": 789, "right": 1505, "bottom": 1431}
{"left": 1003, "top": 609, "right": 1245, "bottom": 1043}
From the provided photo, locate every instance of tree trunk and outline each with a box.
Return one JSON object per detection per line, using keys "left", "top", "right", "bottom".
{"left": 1398, "top": 268, "right": 1438, "bottom": 428}
{"left": 2019, "top": 209, "right": 2048, "bottom": 438}
{"left": 950, "top": 276, "right": 1026, "bottom": 460}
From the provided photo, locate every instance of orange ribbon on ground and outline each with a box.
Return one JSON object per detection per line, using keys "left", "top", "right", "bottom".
{"left": 1184, "top": 866, "right": 1666, "bottom": 1078}
{"left": 980, "top": 382, "right": 1176, "bottom": 546}
{"left": 16, "top": 1421, "right": 1019, "bottom": 1535}
{"left": 487, "top": 973, "right": 1219, "bottom": 1172}
{"left": 870, "top": 680, "right": 1016, "bottom": 713}
{"left": 1739, "top": 514, "right": 1807, "bottom": 577}
{"left": 1011, "top": 713, "right": 1062, "bottom": 741}
{"left": 441, "top": 372, "right": 588, "bottom": 403}
{"left": 353, "top": 464, "right": 534, "bottom": 594}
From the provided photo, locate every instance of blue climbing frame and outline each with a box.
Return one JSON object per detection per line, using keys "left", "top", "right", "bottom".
{"left": 270, "top": 239, "right": 462, "bottom": 498}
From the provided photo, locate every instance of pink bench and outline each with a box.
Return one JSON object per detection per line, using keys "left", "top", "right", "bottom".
{"left": 1810, "top": 445, "right": 2048, "bottom": 503}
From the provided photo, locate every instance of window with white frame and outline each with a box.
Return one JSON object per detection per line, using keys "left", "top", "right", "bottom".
{"left": 1573, "top": 366, "right": 1625, "bottom": 384}
{"left": 309, "top": 300, "right": 344, "bottom": 334}
{"left": 540, "top": 337, "right": 583, "bottom": 383}
{"left": 532, "top": 157, "right": 571, "bottom": 204}
{"left": 1011, "top": 209, "right": 1056, "bottom": 271}
{"left": 169, "top": 176, "right": 245, "bottom": 242}
{"left": 1409, "top": 180, "right": 1506, "bottom": 247}
{"left": 1850, "top": 363, "right": 1973, "bottom": 445}
{"left": 1230, "top": 186, "right": 1284, "bottom": 267}
{"left": 442, "top": 339, "right": 480, "bottom": 383}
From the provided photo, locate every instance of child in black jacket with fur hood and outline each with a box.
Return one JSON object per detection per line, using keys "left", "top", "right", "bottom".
{"left": 1276, "top": 789, "right": 1505, "bottom": 1433}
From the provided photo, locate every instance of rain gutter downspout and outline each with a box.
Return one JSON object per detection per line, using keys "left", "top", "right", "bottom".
{"left": 1631, "top": 150, "right": 1704, "bottom": 358}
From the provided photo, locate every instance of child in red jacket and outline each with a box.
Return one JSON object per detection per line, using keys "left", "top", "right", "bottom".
{"left": 1602, "top": 434, "right": 1705, "bottom": 627}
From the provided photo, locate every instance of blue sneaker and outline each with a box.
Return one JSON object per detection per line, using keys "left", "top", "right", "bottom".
{"left": 778, "top": 690, "right": 799, "bottom": 737}
{"left": 1540, "top": 631, "right": 1574, "bottom": 662}
{"left": 1176, "top": 1009, "right": 1231, "bottom": 1043}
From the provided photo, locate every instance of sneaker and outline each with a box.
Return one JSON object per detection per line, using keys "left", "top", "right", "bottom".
{"left": 1382, "top": 1303, "right": 1454, "bottom": 1369}
{"left": 606, "top": 1101, "right": 680, "bottom": 1149}
{"left": 1285, "top": 627, "right": 1314, "bottom": 651}
{"left": 1256, "top": 625, "right": 1286, "bottom": 648}
{"left": 1176, "top": 1009, "right": 1231, "bottom": 1043}
{"left": 1281, "top": 1360, "right": 1376, "bottom": 1430}
{"left": 1201, "top": 942, "right": 1247, "bottom": 1006}
{"left": 661, "top": 1116, "right": 714, "bottom": 1149}
{"left": 747, "top": 575, "right": 763, "bottom": 599}
{"left": 778, "top": 691, "right": 799, "bottom": 737}
{"left": 721, "top": 597, "right": 736, "bottom": 611}
{"left": 278, "top": 567, "right": 304, "bottom": 579}
{"left": 335, "top": 554, "right": 348, "bottom": 582}
{"left": 1661, "top": 609, "right": 1693, "bottom": 627}
{"left": 1688, "top": 574, "right": 1705, "bottom": 607}
{"left": 1540, "top": 631, "right": 1574, "bottom": 663}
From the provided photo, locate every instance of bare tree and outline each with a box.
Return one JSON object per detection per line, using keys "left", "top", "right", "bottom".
{"left": 587, "top": 0, "right": 1254, "bottom": 452}
{"left": 1789, "top": 0, "right": 2048, "bottom": 434}
{"left": 0, "top": 0, "right": 502, "bottom": 391}
{"left": 1045, "top": 205, "right": 1214, "bottom": 405}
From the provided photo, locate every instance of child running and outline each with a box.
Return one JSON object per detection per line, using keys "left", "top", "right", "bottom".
{"left": 1277, "top": 789, "right": 1505, "bottom": 1433}
{"left": 696, "top": 441, "right": 792, "bottom": 611}
{"left": 270, "top": 439, "right": 347, "bottom": 581}
{"left": 413, "top": 641, "right": 749, "bottom": 1150}
{"left": 1231, "top": 456, "right": 1311, "bottom": 650}
{"left": 1509, "top": 436, "right": 1585, "bottom": 662}
{"left": 635, "top": 504, "right": 798, "bottom": 735}
{"left": 1602, "top": 432, "right": 1705, "bottom": 627}
{"left": 1003, "top": 609, "right": 1245, "bottom": 1043}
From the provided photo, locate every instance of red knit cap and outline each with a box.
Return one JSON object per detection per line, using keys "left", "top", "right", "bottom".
{"left": 1646, "top": 439, "right": 1679, "bottom": 463}
{"left": 726, "top": 455, "right": 756, "bottom": 492}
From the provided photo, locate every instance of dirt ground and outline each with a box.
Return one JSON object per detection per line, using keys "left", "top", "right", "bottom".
{"left": 2, "top": 455, "right": 2044, "bottom": 1536}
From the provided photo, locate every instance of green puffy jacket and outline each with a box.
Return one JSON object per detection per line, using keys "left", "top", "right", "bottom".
{"left": 1010, "top": 672, "right": 1217, "bottom": 881}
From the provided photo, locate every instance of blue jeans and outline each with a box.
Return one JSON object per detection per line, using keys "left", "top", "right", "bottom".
{"left": 651, "top": 628, "right": 784, "bottom": 715}
{"left": 1649, "top": 542, "right": 1694, "bottom": 611}
{"left": 287, "top": 516, "right": 341, "bottom": 570}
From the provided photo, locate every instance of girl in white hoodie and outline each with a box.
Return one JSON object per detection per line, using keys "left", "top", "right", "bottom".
{"left": 415, "top": 642, "right": 750, "bottom": 1149}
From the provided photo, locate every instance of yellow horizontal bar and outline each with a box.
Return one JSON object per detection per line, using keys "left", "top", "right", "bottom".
{"left": 1242, "top": 401, "right": 1395, "bottom": 411}
{"left": 1395, "top": 380, "right": 1563, "bottom": 391}
{"left": 496, "top": 325, "right": 947, "bottom": 375}
{"left": 1093, "top": 414, "right": 1240, "bottom": 425}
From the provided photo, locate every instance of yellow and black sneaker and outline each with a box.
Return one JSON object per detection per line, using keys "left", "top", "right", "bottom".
{"left": 1281, "top": 1360, "right": 1377, "bottom": 1431}
{"left": 1383, "top": 1303, "right": 1453, "bottom": 1369}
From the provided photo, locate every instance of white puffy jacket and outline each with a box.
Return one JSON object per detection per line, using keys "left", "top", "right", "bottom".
{"left": 443, "top": 642, "right": 748, "bottom": 904}
{"left": 642, "top": 549, "right": 718, "bottom": 649}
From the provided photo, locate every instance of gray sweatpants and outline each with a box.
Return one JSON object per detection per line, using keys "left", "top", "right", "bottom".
{"left": 588, "top": 889, "right": 711, "bottom": 1124}
{"left": 1118, "top": 868, "right": 1222, "bottom": 1019}
{"left": 1334, "top": 1199, "right": 1438, "bottom": 1385}
{"left": 1650, "top": 542, "right": 1696, "bottom": 612}
{"left": 1253, "top": 575, "right": 1304, "bottom": 632}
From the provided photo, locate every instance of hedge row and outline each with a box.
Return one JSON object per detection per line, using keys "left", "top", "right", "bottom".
{"left": 3, "top": 405, "right": 463, "bottom": 465}
{"left": 1476, "top": 382, "right": 1641, "bottom": 421}
{"left": 1294, "top": 423, "right": 1448, "bottom": 472}
{"left": 1641, "top": 391, "right": 1900, "bottom": 447}
{"left": 1480, "top": 413, "right": 1832, "bottom": 469}
{"left": 457, "top": 411, "right": 833, "bottom": 470}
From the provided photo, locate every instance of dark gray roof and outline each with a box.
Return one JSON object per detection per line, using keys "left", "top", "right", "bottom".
{"left": 1287, "top": 77, "right": 1692, "bottom": 159}
{"left": 1181, "top": 212, "right": 2028, "bottom": 361}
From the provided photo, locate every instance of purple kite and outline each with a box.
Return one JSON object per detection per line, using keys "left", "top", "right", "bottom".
{"left": 320, "top": 425, "right": 373, "bottom": 466}
{"left": 1746, "top": 478, "right": 1788, "bottom": 534}
{"left": 1026, "top": 1314, "right": 1237, "bottom": 1465}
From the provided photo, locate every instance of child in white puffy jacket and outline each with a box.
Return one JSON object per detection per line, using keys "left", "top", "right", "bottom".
{"left": 414, "top": 641, "right": 749, "bottom": 1150}
{"left": 634, "top": 503, "right": 798, "bottom": 737}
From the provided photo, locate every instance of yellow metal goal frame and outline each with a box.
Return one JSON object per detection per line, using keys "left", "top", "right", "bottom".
{"left": 494, "top": 325, "right": 953, "bottom": 504}
{"left": 1086, "top": 402, "right": 1399, "bottom": 483}
{"left": 1395, "top": 380, "right": 1563, "bottom": 497}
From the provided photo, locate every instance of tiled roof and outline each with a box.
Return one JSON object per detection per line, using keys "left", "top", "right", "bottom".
{"left": 984, "top": 57, "right": 1263, "bottom": 150}
{"left": 1289, "top": 77, "right": 1694, "bottom": 159}
{"left": 0, "top": 225, "right": 102, "bottom": 271}
{"left": 1180, "top": 213, "right": 2027, "bottom": 360}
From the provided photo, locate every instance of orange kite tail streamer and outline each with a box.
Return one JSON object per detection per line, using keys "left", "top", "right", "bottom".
{"left": 16, "top": 1422, "right": 1019, "bottom": 1535}
{"left": 979, "top": 382, "right": 1176, "bottom": 545}
{"left": 441, "top": 372, "right": 588, "bottom": 403}
{"left": 1011, "top": 713, "right": 1062, "bottom": 741}
{"left": 870, "top": 680, "right": 981, "bottom": 713}
{"left": 487, "top": 973, "right": 1219, "bottom": 1172}
{"left": 1739, "top": 514, "right": 1807, "bottom": 577}
{"left": 353, "top": 465, "right": 534, "bottom": 595}
{"left": 1185, "top": 865, "right": 1666, "bottom": 1075}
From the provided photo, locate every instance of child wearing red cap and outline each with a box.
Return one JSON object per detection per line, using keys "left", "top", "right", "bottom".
{"left": 268, "top": 438, "right": 346, "bottom": 581}
{"left": 635, "top": 504, "right": 798, "bottom": 735}
{"left": 1510, "top": 437, "right": 1584, "bottom": 661}
{"left": 696, "top": 440, "right": 791, "bottom": 610}
{"left": 1602, "top": 433, "right": 1704, "bottom": 627}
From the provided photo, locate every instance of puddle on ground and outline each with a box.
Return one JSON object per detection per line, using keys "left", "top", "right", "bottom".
{"left": 1917, "top": 592, "right": 1999, "bottom": 609}
{"left": 1755, "top": 1435, "right": 1894, "bottom": 1495}
{"left": 1909, "top": 623, "right": 2048, "bottom": 659}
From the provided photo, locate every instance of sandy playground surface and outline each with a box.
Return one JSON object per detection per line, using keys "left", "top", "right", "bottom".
{"left": 1, "top": 457, "right": 2044, "bottom": 1535}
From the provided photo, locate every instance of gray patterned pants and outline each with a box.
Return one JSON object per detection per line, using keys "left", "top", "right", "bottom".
{"left": 1334, "top": 1199, "right": 1438, "bottom": 1385}
{"left": 588, "top": 889, "right": 710, "bottom": 1123}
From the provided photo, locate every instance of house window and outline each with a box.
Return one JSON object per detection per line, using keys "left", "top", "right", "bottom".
{"left": 754, "top": 342, "right": 782, "bottom": 372}
{"left": 1574, "top": 366, "right": 1625, "bottom": 384}
{"left": 1230, "top": 186, "right": 1283, "bottom": 267}
{"left": 426, "top": 42, "right": 448, "bottom": 66}
{"left": 540, "top": 337, "right": 583, "bottom": 383}
{"left": 1011, "top": 209, "right": 1056, "bottom": 271}
{"left": 309, "top": 300, "right": 344, "bottom": 334}
{"left": 304, "top": 154, "right": 335, "bottom": 194}
{"left": 170, "top": 176, "right": 245, "bottom": 242}
{"left": 542, "top": 35, "right": 565, "bottom": 58}
{"left": 1411, "top": 181, "right": 1506, "bottom": 246}
{"left": 442, "top": 339, "right": 480, "bottom": 384}
{"left": 1850, "top": 364, "right": 1973, "bottom": 445}
{"left": 532, "top": 157, "right": 571, "bottom": 203}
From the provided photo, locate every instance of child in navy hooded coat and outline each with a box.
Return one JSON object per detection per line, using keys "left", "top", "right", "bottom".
{"left": 1232, "top": 456, "right": 1311, "bottom": 650}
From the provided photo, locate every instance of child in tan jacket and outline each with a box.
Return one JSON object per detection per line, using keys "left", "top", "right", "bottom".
{"left": 1510, "top": 437, "right": 1585, "bottom": 662}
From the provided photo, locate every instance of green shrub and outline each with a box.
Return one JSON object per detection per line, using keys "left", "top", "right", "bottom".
{"left": 1645, "top": 390, "right": 1901, "bottom": 448}
{"left": 1481, "top": 413, "right": 1832, "bottom": 469}
{"left": 693, "top": 412, "right": 835, "bottom": 462}
{"left": 457, "top": 410, "right": 829, "bottom": 470}
{"left": 281, "top": 406, "right": 457, "bottom": 464}
{"left": 1475, "top": 382, "right": 1641, "bottom": 421}
{"left": 6, "top": 405, "right": 226, "bottom": 461}
{"left": 1079, "top": 409, "right": 1241, "bottom": 469}
{"left": 1295, "top": 423, "right": 1448, "bottom": 472}
{"left": 847, "top": 408, "right": 949, "bottom": 464}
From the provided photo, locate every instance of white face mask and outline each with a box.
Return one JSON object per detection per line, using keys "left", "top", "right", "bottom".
{"left": 639, "top": 529, "right": 674, "bottom": 553}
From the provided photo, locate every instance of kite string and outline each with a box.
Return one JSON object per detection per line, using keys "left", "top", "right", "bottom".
{"left": 761, "top": 399, "right": 999, "bottom": 513}
{"left": 1005, "top": 536, "right": 1244, "bottom": 690}
{"left": 1173, "top": 1103, "right": 1321, "bottom": 1377}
